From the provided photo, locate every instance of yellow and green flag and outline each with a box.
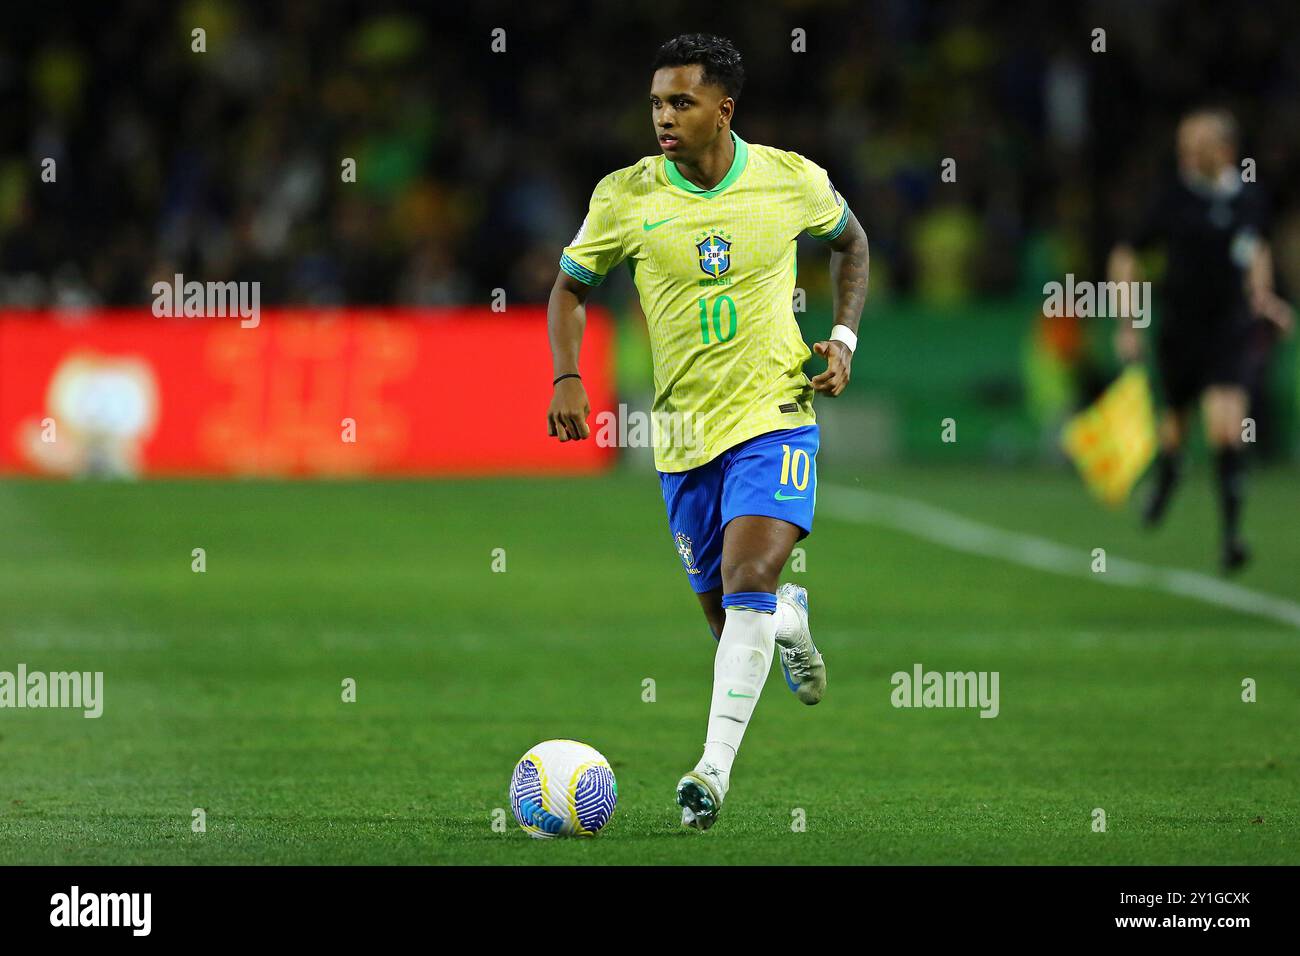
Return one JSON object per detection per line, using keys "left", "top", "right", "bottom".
{"left": 1061, "top": 365, "right": 1157, "bottom": 506}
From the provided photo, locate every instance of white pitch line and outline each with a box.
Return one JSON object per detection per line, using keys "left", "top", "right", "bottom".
{"left": 820, "top": 483, "right": 1300, "bottom": 630}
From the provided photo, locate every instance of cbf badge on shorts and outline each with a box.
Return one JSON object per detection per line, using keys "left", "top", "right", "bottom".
{"left": 674, "top": 531, "right": 701, "bottom": 575}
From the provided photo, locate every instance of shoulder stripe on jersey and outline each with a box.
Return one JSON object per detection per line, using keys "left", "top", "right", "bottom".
{"left": 560, "top": 253, "right": 606, "bottom": 286}
{"left": 809, "top": 205, "right": 850, "bottom": 243}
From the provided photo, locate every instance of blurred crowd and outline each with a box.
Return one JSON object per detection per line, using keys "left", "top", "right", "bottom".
{"left": 2, "top": 0, "right": 1298, "bottom": 309}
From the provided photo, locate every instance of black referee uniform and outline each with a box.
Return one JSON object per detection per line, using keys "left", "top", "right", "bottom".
{"left": 1125, "top": 172, "right": 1269, "bottom": 570}
{"left": 1127, "top": 174, "right": 1267, "bottom": 407}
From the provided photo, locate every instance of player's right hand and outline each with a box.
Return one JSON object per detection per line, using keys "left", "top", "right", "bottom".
{"left": 547, "top": 378, "right": 591, "bottom": 441}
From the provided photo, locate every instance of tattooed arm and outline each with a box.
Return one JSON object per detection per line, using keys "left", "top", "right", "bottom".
{"left": 810, "top": 209, "right": 869, "bottom": 397}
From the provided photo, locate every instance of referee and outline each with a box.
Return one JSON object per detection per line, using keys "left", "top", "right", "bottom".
{"left": 1110, "top": 107, "right": 1293, "bottom": 572}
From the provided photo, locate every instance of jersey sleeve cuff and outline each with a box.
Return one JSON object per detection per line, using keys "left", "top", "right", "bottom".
{"left": 808, "top": 205, "right": 850, "bottom": 242}
{"left": 560, "top": 253, "right": 606, "bottom": 287}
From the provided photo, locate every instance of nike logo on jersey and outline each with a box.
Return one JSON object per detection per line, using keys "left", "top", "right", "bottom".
{"left": 643, "top": 216, "right": 679, "bottom": 231}
{"left": 774, "top": 490, "right": 807, "bottom": 501}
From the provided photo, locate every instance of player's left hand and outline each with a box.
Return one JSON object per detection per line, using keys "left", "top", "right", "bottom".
{"left": 810, "top": 340, "right": 852, "bottom": 397}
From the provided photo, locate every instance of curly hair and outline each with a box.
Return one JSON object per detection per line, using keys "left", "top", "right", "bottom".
{"left": 650, "top": 33, "right": 745, "bottom": 101}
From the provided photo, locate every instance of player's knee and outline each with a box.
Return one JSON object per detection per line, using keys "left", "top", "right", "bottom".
{"left": 1203, "top": 402, "right": 1241, "bottom": 447}
{"left": 720, "top": 555, "right": 781, "bottom": 594}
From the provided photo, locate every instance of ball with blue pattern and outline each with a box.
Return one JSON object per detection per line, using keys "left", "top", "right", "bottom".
{"left": 508, "top": 739, "right": 617, "bottom": 838}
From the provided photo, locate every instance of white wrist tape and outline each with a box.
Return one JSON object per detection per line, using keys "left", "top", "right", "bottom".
{"left": 830, "top": 324, "right": 857, "bottom": 353}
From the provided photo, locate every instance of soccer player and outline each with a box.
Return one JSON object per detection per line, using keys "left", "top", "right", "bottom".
{"left": 545, "top": 34, "right": 869, "bottom": 830}
{"left": 1110, "top": 107, "right": 1292, "bottom": 572}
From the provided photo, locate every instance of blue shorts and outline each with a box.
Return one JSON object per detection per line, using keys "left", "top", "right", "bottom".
{"left": 659, "top": 425, "right": 819, "bottom": 594}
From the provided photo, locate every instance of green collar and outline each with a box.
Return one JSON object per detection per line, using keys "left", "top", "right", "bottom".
{"left": 665, "top": 131, "right": 748, "bottom": 198}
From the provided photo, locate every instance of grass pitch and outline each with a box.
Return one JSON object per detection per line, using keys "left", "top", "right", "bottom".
{"left": 1, "top": 464, "right": 1297, "bottom": 865}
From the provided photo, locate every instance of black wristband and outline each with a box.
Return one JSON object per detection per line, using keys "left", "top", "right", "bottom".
{"left": 553, "top": 373, "right": 582, "bottom": 386}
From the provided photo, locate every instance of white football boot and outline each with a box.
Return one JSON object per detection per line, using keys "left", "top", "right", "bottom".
{"left": 676, "top": 762, "right": 729, "bottom": 831}
{"left": 775, "top": 583, "right": 826, "bottom": 705}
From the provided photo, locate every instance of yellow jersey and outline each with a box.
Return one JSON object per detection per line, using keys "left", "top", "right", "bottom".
{"left": 560, "top": 130, "right": 849, "bottom": 472}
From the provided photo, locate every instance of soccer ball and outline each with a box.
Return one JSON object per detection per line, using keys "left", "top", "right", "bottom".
{"left": 509, "top": 739, "right": 618, "bottom": 838}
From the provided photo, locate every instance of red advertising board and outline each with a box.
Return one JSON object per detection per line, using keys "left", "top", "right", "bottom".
{"left": 0, "top": 308, "right": 616, "bottom": 476}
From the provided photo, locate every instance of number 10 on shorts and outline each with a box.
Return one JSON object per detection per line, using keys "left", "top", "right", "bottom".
{"left": 780, "top": 444, "right": 811, "bottom": 491}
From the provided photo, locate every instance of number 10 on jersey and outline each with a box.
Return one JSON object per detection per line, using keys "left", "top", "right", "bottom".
{"left": 698, "top": 295, "right": 737, "bottom": 344}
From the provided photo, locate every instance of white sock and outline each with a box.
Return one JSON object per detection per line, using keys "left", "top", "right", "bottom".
{"left": 773, "top": 598, "right": 802, "bottom": 648}
{"left": 700, "top": 606, "right": 776, "bottom": 778}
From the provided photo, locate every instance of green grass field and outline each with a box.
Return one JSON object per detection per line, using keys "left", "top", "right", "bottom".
{"left": 1, "top": 464, "right": 1297, "bottom": 865}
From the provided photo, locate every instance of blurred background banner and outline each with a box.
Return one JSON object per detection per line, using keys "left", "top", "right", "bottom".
{"left": 0, "top": 0, "right": 1297, "bottom": 473}
{"left": 0, "top": 308, "right": 616, "bottom": 477}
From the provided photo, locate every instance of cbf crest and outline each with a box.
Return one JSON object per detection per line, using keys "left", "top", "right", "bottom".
{"left": 674, "top": 531, "right": 701, "bottom": 574}
{"left": 695, "top": 231, "right": 733, "bottom": 279}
